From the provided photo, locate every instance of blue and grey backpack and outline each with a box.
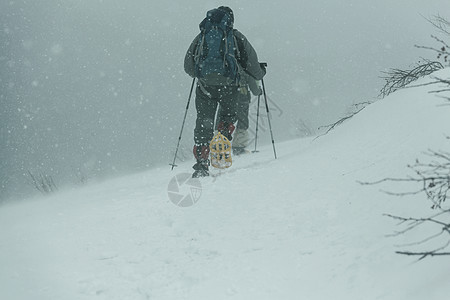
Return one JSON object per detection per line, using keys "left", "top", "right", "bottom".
{"left": 194, "top": 8, "right": 239, "bottom": 85}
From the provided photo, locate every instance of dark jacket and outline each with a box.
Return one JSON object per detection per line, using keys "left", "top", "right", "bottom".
{"left": 184, "top": 29, "right": 266, "bottom": 82}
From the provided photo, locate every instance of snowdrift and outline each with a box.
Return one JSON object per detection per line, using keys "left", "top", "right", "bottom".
{"left": 1, "top": 69, "right": 450, "bottom": 300}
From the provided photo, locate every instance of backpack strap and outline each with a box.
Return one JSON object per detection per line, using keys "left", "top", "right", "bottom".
{"left": 233, "top": 30, "right": 247, "bottom": 69}
{"left": 194, "top": 34, "right": 204, "bottom": 64}
{"left": 233, "top": 34, "right": 241, "bottom": 62}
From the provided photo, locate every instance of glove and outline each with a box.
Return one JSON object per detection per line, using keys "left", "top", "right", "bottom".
{"left": 239, "top": 86, "right": 249, "bottom": 95}
{"left": 257, "top": 87, "right": 263, "bottom": 96}
{"left": 259, "top": 62, "right": 267, "bottom": 73}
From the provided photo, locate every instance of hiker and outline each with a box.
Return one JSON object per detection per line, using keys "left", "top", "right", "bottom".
{"left": 184, "top": 6, "right": 266, "bottom": 177}
{"left": 216, "top": 72, "right": 262, "bottom": 155}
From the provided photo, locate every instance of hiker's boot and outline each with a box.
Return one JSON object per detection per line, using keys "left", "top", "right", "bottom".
{"left": 232, "top": 146, "right": 247, "bottom": 156}
{"left": 192, "top": 144, "right": 210, "bottom": 178}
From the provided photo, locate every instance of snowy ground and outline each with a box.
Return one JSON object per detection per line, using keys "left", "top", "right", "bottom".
{"left": 1, "top": 69, "right": 450, "bottom": 299}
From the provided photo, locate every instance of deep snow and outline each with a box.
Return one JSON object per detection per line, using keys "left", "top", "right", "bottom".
{"left": 1, "top": 69, "right": 450, "bottom": 299}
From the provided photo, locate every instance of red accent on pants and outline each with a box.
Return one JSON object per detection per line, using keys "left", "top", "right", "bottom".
{"left": 193, "top": 144, "right": 210, "bottom": 162}
{"left": 217, "top": 122, "right": 235, "bottom": 140}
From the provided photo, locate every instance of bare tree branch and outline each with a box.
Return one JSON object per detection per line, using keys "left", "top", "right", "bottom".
{"left": 362, "top": 151, "right": 450, "bottom": 209}
{"left": 362, "top": 148, "right": 450, "bottom": 259}
{"left": 395, "top": 250, "right": 450, "bottom": 260}
{"left": 379, "top": 60, "right": 443, "bottom": 98}
{"left": 425, "top": 14, "right": 450, "bottom": 36}
{"left": 28, "top": 170, "right": 58, "bottom": 195}
{"left": 384, "top": 211, "right": 450, "bottom": 260}
{"left": 315, "top": 103, "right": 370, "bottom": 139}
{"left": 415, "top": 35, "right": 450, "bottom": 65}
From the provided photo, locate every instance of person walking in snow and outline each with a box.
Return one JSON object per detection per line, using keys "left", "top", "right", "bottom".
{"left": 184, "top": 6, "right": 266, "bottom": 177}
{"left": 216, "top": 72, "right": 262, "bottom": 155}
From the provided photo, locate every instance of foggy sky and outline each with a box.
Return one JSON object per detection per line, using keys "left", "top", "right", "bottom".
{"left": 1, "top": 0, "right": 449, "bottom": 201}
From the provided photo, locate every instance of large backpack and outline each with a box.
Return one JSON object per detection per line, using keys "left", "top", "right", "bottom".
{"left": 194, "top": 9, "right": 239, "bottom": 86}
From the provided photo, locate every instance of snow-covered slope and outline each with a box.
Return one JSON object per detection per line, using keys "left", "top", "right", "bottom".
{"left": 1, "top": 69, "right": 450, "bottom": 300}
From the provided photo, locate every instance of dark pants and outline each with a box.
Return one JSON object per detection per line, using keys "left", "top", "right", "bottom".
{"left": 235, "top": 91, "right": 251, "bottom": 131}
{"left": 216, "top": 89, "right": 251, "bottom": 130}
{"left": 193, "top": 84, "right": 239, "bottom": 161}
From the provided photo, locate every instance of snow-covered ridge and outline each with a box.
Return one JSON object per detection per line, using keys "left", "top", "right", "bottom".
{"left": 1, "top": 69, "right": 449, "bottom": 300}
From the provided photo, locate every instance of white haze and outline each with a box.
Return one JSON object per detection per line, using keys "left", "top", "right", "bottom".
{"left": 1, "top": 0, "right": 449, "bottom": 200}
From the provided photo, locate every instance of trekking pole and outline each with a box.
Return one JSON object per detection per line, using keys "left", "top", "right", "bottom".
{"left": 252, "top": 94, "right": 261, "bottom": 153}
{"left": 260, "top": 64, "right": 277, "bottom": 159}
{"left": 170, "top": 78, "right": 196, "bottom": 170}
